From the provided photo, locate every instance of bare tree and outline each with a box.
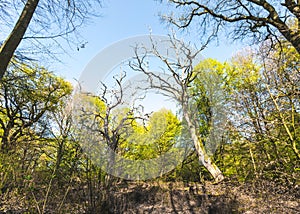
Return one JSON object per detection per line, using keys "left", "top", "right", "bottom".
{"left": 129, "top": 35, "right": 225, "bottom": 182}
{"left": 0, "top": 0, "right": 102, "bottom": 80}
{"left": 73, "top": 71, "right": 150, "bottom": 182}
{"left": 160, "top": 0, "right": 300, "bottom": 54}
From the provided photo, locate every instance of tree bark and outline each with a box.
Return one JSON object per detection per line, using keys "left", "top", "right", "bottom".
{"left": 0, "top": 0, "right": 40, "bottom": 80}
{"left": 272, "top": 19, "right": 300, "bottom": 55}
{"left": 287, "top": 28, "right": 300, "bottom": 55}
{"left": 183, "top": 107, "right": 224, "bottom": 182}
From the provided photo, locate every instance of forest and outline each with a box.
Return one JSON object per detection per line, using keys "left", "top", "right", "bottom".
{"left": 0, "top": 0, "right": 299, "bottom": 213}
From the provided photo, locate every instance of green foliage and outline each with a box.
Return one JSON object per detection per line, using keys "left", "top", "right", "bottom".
{"left": 192, "top": 59, "right": 227, "bottom": 135}
{"left": 0, "top": 63, "right": 72, "bottom": 149}
{"left": 1, "top": 43, "right": 299, "bottom": 212}
{"left": 188, "top": 49, "right": 299, "bottom": 185}
{"left": 213, "top": 44, "right": 300, "bottom": 184}
{"left": 0, "top": 62, "right": 76, "bottom": 211}
{"left": 120, "top": 108, "right": 181, "bottom": 160}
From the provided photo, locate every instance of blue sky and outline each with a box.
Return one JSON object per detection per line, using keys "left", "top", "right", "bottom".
{"left": 59, "top": 0, "right": 242, "bottom": 82}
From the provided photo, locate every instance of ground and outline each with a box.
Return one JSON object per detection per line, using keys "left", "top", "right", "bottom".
{"left": 1, "top": 179, "right": 299, "bottom": 213}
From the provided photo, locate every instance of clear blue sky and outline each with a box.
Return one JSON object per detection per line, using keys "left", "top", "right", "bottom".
{"left": 58, "top": 0, "right": 242, "bottom": 82}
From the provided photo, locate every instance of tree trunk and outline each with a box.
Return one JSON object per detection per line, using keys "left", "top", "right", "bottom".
{"left": 183, "top": 109, "right": 224, "bottom": 182}
{"left": 277, "top": 27, "right": 300, "bottom": 55}
{"left": 0, "top": 0, "right": 40, "bottom": 80}
{"left": 288, "top": 34, "right": 300, "bottom": 55}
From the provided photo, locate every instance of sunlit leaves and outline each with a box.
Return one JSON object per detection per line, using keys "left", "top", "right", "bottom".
{"left": 120, "top": 108, "right": 181, "bottom": 160}
{"left": 0, "top": 62, "right": 72, "bottom": 150}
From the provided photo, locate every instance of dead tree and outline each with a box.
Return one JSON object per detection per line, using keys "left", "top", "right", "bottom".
{"left": 129, "top": 35, "right": 225, "bottom": 182}
{"left": 72, "top": 71, "right": 150, "bottom": 183}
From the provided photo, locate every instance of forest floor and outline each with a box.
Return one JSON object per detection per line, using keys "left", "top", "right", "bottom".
{"left": 1, "top": 179, "right": 299, "bottom": 213}
{"left": 98, "top": 180, "right": 300, "bottom": 214}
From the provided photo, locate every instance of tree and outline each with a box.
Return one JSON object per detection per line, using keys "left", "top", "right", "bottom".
{"left": 191, "top": 59, "right": 232, "bottom": 155}
{"left": 0, "top": 62, "right": 72, "bottom": 153}
{"left": 160, "top": 0, "right": 300, "bottom": 54}
{"left": 118, "top": 108, "right": 182, "bottom": 178}
{"left": 0, "top": 0, "right": 40, "bottom": 80}
{"left": 130, "top": 35, "right": 225, "bottom": 182}
{"left": 0, "top": 61, "right": 72, "bottom": 199}
{"left": 0, "top": 0, "right": 102, "bottom": 80}
{"left": 215, "top": 44, "right": 300, "bottom": 183}
{"left": 120, "top": 108, "right": 181, "bottom": 159}
{"left": 73, "top": 72, "right": 150, "bottom": 182}
{"left": 259, "top": 40, "right": 300, "bottom": 161}
{"left": 148, "top": 109, "right": 182, "bottom": 156}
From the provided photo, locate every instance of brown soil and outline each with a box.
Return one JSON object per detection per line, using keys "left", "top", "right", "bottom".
{"left": 1, "top": 180, "right": 299, "bottom": 213}
{"left": 100, "top": 180, "right": 299, "bottom": 214}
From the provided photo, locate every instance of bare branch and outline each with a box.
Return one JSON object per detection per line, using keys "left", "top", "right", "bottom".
{"left": 162, "top": 0, "right": 300, "bottom": 54}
